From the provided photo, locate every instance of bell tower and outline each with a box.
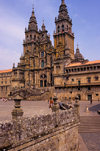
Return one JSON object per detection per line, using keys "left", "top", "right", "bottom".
{"left": 54, "top": 0, "right": 74, "bottom": 60}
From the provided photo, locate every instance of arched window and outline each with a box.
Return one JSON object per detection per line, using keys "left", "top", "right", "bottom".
{"left": 40, "top": 80, "right": 43, "bottom": 87}
{"left": 67, "top": 25, "right": 68, "bottom": 31}
{"left": 69, "top": 27, "right": 71, "bottom": 32}
{"left": 30, "top": 35, "right": 32, "bottom": 40}
{"left": 41, "top": 60, "right": 44, "bottom": 68}
{"left": 78, "top": 94, "right": 81, "bottom": 100}
{"left": 34, "top": 35, "right": 36, "bottom": 40}
{"left": 40, "top": 74, "right": 47, "bottom": 78}
{"left": 26, "top": 50, "right": 29, "bottom": 53}
{"left": 44, "top": 80, "right": 47, "bottom": 87}
{"left": 26, "top": 35, "right": 28, "bottom": 40}
{"left": 57, "top": 25, "right": 60, "bottom": 33}
{"left": 41, "top": 51, "right": 44, "bottom": 57}
{"left": 40, "top": 74, "right": 47, "bottom": 87}
{"left": 42, "top": 34, "right": 44, "bottom": 38}
{"left": 62, "top": 25, "right": 64, "bottom": 32}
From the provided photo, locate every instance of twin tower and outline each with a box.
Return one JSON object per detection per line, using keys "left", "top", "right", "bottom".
{"left": 12, "top": 0, "right": 74, "bottom": 90}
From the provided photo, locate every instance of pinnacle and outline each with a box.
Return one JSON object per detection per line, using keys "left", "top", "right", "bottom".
{"left": 32, "top": 7, "right": 35, "bottom": 17}
{"left": 42, "top": 20, "right": 46, "bottom": 31}
{"left": 42, "top": 20, "right": 45, "bottom": 26}
{"left": 76, "top": 44, "right": 79, "bottom": 51}
{"left": 28, "top": 7, "right": 38, "bottom": 31}
{"left": 62, "top": 0, "right": 65, "bottom": 5}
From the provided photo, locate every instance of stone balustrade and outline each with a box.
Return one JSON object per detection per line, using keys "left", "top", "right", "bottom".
{"left": 0, "top": 107, "right": 79, "bottom": 151}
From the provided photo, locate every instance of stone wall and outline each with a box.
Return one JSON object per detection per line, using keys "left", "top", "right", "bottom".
{"left": 0, "top": 108, "right": 79, "bottom": 151}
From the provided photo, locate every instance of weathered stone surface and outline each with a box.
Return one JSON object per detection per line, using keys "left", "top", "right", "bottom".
{"left": 0, "top": 108, "right": 79, "bottom": 151}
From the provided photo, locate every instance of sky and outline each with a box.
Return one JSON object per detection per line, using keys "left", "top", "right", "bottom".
{"left": 0, "top": 0, "right": 100, "bottom": 70}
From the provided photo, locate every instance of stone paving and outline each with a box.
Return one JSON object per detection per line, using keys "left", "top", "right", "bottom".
{"left": 79, "top": 101, "right": 100, "bottom": 151}
{"left": 80, "top": 133, "right": 100, "bottom": 151}
{"left": 79, "top": 134, "right": 88, "bottom": 151}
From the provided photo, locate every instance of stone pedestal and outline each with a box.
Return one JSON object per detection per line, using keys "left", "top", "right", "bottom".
{"left": 52, "top": 96, "right": 59, "bottom": 112}
{"left": 74, "top": 97, "right": 80, "bottom": 116}
{"left": 12, "top": 95, "right": 23, "bottom": 120}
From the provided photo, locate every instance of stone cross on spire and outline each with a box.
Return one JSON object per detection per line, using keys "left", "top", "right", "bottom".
{"left": 32, "top": 0, "right": 34, "bottom": 9}
{"left": 77, "top": 44, "right": 79, "bottom": 49}
{"left": 32, "top": 7, "right": 34, "bottom": 16}
{"left": 32, "top": 0, "right": 35, "bottom": 16}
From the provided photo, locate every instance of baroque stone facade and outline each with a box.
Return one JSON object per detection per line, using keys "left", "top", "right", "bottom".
{"left": 11, "top": 0, "right": 74, "bottom": 91}
{"left": 0, "top": 0, "right": 100, "bottom": 101}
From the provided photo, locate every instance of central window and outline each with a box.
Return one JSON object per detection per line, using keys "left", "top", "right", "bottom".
{"left": 40, "top": 74, "right": 47, "bottom": 87}
{"left": 41, "top": 51, "right": 44, "bottom": 57}
{"left": 41, "top": 60, "right": 44, "bottom": 68}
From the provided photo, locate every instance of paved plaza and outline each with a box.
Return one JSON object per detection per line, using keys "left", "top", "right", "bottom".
{"left": 0, "top": 100, "right": 100, "bottom": 151}
{"left": 0, "top": 100, "right": 100, "bottom": 121}
{"left": 0, "top": 100, "right": 52, "bottom": 121}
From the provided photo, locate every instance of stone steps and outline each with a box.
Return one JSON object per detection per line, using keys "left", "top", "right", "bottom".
{"left": 79, "top": 116, "right": 100, "bottom": 133}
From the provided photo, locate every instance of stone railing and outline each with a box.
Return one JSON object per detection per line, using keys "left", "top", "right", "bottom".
{"left": 0, "top": 108, "right": 79, "bottom": 151}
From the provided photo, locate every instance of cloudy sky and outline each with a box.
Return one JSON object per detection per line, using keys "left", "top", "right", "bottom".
{"left": 0, "top": 0, "right": 100, "bottom": 70}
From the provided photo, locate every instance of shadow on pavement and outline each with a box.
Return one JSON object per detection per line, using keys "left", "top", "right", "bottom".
{"left": 89, "top": 104, "right": 100, "bottom": 112}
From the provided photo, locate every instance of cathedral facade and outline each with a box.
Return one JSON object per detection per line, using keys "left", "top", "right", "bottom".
{"left": 0, "top": 0, "right": 100, "bottom": 101}
{"left": 11, "top": 0, "right": 74, "bottom": 90}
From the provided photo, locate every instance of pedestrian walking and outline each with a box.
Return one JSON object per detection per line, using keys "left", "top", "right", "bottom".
{"left": 90, "top": 98, "right": 92, "bottom": 104}
{"left": 49, "top": 97, "right": 54, "bottom": 108}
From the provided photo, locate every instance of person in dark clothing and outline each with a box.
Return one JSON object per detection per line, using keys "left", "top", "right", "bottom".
{"left": 90, "top": 98, "right": 92, "bottom": 104}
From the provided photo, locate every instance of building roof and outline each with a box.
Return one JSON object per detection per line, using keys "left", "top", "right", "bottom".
{"left": 66, "top": 60, "right": 100, "bottom": 68}
{"left": 0, "top": 69, "right": 12, "bottom": 74}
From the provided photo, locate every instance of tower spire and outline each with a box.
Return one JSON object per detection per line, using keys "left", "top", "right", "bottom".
{"left": 28, "top": 6, "right": 38, "bottom": 31}
{"left": 54, "top": 0, "right": 74, "bottom": 60}
{"left": 56, "top": 0, "right": 71, "bottom": 23}
{"left": 42, "top": 20, "right": 46, "bottom": 31}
